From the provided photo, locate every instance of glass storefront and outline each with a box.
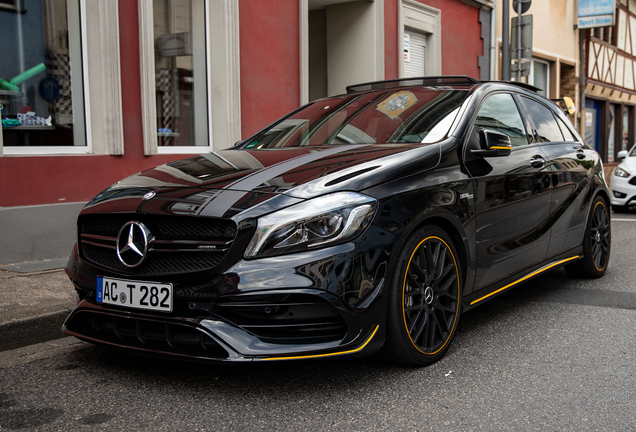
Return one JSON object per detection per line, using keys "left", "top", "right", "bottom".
{"left": 0, "top": 0, "right": 85, "bottom": 147}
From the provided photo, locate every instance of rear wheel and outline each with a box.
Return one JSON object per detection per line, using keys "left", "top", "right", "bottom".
{"left": 565, "top": 196, "right": 611, "bottom": 278}
{"left": 382, "top": 226, "right": 461, "bottom": 367}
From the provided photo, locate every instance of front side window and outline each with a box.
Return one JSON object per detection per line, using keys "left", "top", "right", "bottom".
{"left": 521, "top": 97, "right": 564, "bottom": 143}
{"left": 153, "top": 0, "right": 208, "bottom": 150}
{"left": 1, "top": 0, "right": 86, "bottom": 148}
{"left": 242, "top": 89, "right": 469, "bottom": 148}
{"left": 473, "top": 93, "right": 529, "bottom": 147}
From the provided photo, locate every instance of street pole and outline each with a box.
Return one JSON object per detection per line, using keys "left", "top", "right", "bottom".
{"left": 517, "top": 0, "right": 522, "bottom": 81}
{"left": 579, "top": 28, "right": 586, "bottom": 134}
{"left": 503, "top": 0, "right": 510, "bottom": 80}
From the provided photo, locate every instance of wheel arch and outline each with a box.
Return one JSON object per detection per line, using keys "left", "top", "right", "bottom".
{"left": 595, "top": 188, "right": 610, "bottom": 208}
{"left": 387, "top": 211, "right": 470, "bottom": 292}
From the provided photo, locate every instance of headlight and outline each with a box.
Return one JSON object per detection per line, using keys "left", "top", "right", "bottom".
{"left": 615, "top": 167, "right": 631, "bottom": 178}
{"left": 244, "top": 192, "right": 377, "bottom": 258}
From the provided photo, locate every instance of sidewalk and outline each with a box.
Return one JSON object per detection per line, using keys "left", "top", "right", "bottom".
{"left": 0, "top": 268, "right": 76, "bottom": 351}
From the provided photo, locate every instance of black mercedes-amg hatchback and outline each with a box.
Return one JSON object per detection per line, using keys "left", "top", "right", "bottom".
{"left": 63, "top": 76, "right": 611, "bottom": 366}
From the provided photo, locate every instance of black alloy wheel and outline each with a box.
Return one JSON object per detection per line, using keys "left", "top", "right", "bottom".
{"left": 382, "top": 226, "right": 461, "bottom": 366}
{"left": 566, "top": 196, "right": 611, "bottom": 278}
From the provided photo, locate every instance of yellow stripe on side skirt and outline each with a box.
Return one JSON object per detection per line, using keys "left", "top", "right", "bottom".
{"left": 470, "top": 256, "right": 579, "bottom": 306}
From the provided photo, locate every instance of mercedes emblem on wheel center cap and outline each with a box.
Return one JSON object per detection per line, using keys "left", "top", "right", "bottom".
{"left": 424, "top": 287, "right": 434, "bottom": 305}
{"left": 116, "top": 221, "right": 152, "bottom": 267}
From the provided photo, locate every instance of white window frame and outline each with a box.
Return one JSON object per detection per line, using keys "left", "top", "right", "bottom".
{"left": 1, "top": 0, "right": 124, "bottom": 157}
{"left": 528, "top": 58, "right": 550, "bottom": 96}
{"left": 139, "top": 0, "right": 241, "bottom": 155}
{"left": 399, "top": 0, "right": 441, "bottom": 78}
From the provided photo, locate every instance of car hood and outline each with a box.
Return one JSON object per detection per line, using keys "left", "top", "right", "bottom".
{"left": 83, "top": 143, "right": 440, "bottom": 219}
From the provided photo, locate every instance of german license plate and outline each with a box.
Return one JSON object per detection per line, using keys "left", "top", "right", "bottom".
{"left": 96, "top": 277, "right": 173, "bottom": 312}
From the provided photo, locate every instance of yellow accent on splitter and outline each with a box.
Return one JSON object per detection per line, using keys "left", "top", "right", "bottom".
{"left": 263, "top": 325, "right": 379, "bottom": 361}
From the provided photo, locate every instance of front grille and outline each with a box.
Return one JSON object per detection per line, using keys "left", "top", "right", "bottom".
{"left": 79, "top": 214, "right": 237, "bottom": 276}
{"left": 216, "top": 293, "right": 347, "bottom": 345}
{"left": 66, "top": 310, "right": 229, "bottom": 359}
{"left": 629, "top": 177, "right": 636, "bottom": 186}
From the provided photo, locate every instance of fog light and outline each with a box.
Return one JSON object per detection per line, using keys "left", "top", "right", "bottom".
{"left": 613, "top": 190, "right": 627, "bottom": 198}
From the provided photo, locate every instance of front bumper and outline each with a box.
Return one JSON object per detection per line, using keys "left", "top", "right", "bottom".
{"left": 610, "top": 173, "right": 636, "bottom": 206}
{"left": 62, "top": 300, "right": 380, "bottom": 362}
{"left": 63, "top": 239, "right": 392, "bottom": 362}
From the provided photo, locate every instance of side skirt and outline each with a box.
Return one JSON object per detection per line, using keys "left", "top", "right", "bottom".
{"left": 462, "top": 247, "right": 583, "bottom": 312}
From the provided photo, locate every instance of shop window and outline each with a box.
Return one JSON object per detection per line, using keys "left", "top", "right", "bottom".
{"left": 622, "top": 106, "right": 631, "bottom": 152}
{"left": 528, "top": 59, "right": 550, "bottom": 97}
{"left": 152, "top": 0, "right": 207, "bottom": 150}
{"left": 140, "top": 0, "right": 241, "bottom": 154}
{"left": 0, "top": 0, "right": 86, "bottom": 150}
{"left": 403, "top": 29, "right": 427, "bottom": 78}
{"left": 608, "top": 104, "right": 616, "bottom": 162}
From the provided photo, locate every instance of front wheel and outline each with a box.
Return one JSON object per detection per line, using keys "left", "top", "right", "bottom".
{"left": 381, "top": 226, "right": 462, "bottom": 367}
{"left": 565, "top": 196, "right": 611, "bottom": 278}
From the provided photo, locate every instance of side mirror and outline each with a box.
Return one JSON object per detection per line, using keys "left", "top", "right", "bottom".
{"left": 471, "top": 129, "right": 512, "bottom": 158}
{"left": 552, "top": 96, "right": 576, "bottom": 115}
{"left": 618, "top": 150, "right": 628, "bottom": 159}
{"left": 563, "top": 96, "right": 576, "bottom": 115}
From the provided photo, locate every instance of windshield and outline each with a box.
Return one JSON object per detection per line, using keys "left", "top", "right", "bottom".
{"left": 242, "top": 88, "right": 469, "bottom": 149}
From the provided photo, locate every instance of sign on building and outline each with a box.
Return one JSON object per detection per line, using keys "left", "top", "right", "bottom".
{"left": 577, "top": 0, "right": 616, "bottom": 29}
{"left": 160, "top": 33, "right": 192, "bottom": 57}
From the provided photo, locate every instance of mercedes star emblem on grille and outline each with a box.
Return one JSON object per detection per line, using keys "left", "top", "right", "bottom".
{"left": 116, "top": 221, "right": 152, "bottom": 267}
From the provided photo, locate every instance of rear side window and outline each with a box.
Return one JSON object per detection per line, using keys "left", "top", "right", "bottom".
{"left": 556, "top": 116, "right": 578, "bottom": 141}
{"left": 473, "top": 93, "right": 529, "bottom": 147}
{"left": 521, "top": 97, "right": 564, "bottom": 142}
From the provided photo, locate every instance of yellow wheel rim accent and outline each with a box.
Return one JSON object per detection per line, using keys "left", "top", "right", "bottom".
{"left": 401, "top": 235, "right": 460, "bottom": 355}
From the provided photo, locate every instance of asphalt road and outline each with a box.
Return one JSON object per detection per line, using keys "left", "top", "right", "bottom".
{"left": 2, "top": 213, "right": 636, "bottom": 431}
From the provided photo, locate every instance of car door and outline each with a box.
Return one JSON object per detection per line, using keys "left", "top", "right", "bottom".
{"left": 464, "top": 92, "right": 553, "bottom": 291}
{"left": 518, "top": 96, "right": 594, "bottom": 259}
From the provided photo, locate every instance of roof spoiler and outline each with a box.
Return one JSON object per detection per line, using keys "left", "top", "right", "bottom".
{"left": 346, "top": 76, "right": 479, "bottom": 94}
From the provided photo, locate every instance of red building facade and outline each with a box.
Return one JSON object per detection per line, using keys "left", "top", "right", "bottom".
{"left": 0, "top": 0, "right": 491, "bottom": 268}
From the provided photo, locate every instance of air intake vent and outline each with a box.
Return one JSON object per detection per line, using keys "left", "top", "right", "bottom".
{"left": 66, "top": 310, "right": 229, "bottom": 360}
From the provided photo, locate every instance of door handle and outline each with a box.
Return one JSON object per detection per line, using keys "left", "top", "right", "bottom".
{"left": 576, "top": 149, "right": 586, "bottom": 160}
{"left": 530, "top": 155, "right": 546, "bottom": 169}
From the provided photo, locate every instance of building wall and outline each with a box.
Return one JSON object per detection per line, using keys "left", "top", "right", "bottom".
{"left": 239, "top": 0, "right": 301, "bottom": 138}
{"left": 0, "top": 0, "right": 489, "bottom": 267}
{"left": 384, "top": 0, "right": 484, "bottom": 79}
{"left": 496, "top": 0, "right": 578, "bottom": 61}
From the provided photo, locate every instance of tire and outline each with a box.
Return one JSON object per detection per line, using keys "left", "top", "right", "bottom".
{"left": 612, "top": 204, "right": 629, "bottom": 213}
{"left": 381, "top": 226, "right": 462, "bottom": 367}
{"left": 565, "top": 196, "right": 611, "bottom": 278}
